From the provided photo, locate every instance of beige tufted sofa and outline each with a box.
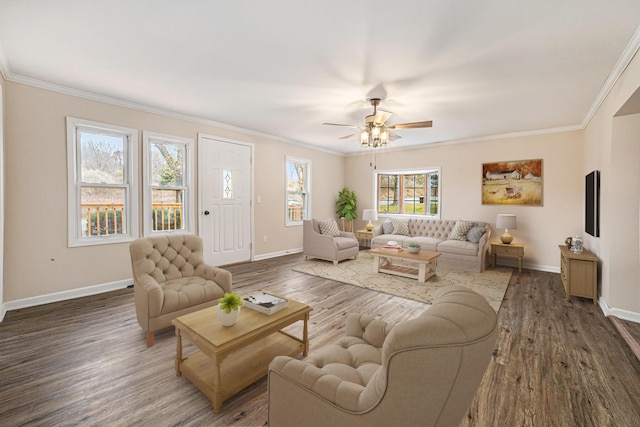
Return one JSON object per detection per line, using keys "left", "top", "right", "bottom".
{"left": 129, "top": 234, "right": 232, "bottom": 346}
{"left": 268, "top": 285, "right": 498, "bottom": 427}
{"left": 371, "top": 218, "right": 491, "bottom": 272}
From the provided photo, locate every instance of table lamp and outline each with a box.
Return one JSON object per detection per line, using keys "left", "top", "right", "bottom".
{"left": 496, "top": 214, "right": 517, "bottom": 244}
{"left": 362, "top": 209, "right": 378, "bottom": 231}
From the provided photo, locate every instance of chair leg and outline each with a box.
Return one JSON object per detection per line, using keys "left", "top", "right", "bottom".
{"left": 146, "top": 331, "right": 155, "bottom": 347}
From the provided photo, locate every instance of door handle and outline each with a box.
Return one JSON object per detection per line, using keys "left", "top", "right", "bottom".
{"left": 204, "top": 211, "right": 210, "bottom": 215}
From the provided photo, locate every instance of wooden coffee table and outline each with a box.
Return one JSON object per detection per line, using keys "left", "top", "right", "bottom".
{"left": 370, "top": 247, "right": 441, "bottom": 282}
{"left": 171, "top": 296, "right": 312, "bottom": 413}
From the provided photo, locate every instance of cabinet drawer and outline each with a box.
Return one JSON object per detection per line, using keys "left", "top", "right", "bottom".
{"left": 494, "top": 245, "right": 523, "bottom": 256}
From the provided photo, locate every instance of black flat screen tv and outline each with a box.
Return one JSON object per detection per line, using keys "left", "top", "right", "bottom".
{"left": 585, "top": 170, "right": 600, "bottom": 237}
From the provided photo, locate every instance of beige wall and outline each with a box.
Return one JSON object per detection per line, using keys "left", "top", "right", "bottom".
{"left": 345, "top": 132, "right": 584, "bottom": 270}
{"left": 3, "top": 82, "right": 344, "bottom": 302}
{"left": 584, "top": 49, "right": 640, "bottom": 316}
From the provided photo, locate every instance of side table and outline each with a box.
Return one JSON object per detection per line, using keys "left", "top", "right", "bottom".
{"left": 491, "top": 242, "right": 524, "bottom": 272}
{"left": 355, "top": 229, "right": 373, "bottom": 248}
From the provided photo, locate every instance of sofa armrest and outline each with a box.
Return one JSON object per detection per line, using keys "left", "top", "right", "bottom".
{"left": 344, "top": 313, "right": 394, "bottom": 348}
{"left": 339, "top": 231, "right": 356, "bottom": 239}
{"left": 202, "top": 265, "right": 232, "bottom": 293}
{"left": 477, "top": 227, "right": 491, "bottom": 271}
{"left": 371, "top": 224, "right": 383, "bottom": 237}
{"left": 134, "top": 274, "right": 164, "bottom": 318}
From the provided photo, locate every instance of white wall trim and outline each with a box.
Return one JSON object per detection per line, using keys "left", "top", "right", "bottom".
{"left": 253, "top": 248, "right": 303, "bottom": 261}
{"left": 2, "top": 279, "right": 132, "bottom": 313}
{"left": 599, "top": 298, "right": 640, "bottom": 324}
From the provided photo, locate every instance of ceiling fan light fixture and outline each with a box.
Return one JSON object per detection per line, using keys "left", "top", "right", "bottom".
{"left": 360, "top": 130, "right": 369, "bottom": 146}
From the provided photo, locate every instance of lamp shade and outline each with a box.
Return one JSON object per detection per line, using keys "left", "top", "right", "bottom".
{"left": 496, "top": 214, "right": 517, "bottom": 230}
{"left": 362, "top": 209, "right": 378, "bottom": 221}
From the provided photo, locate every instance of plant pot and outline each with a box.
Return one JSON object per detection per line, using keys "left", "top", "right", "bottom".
{"left": 407, "top": 246, "right": 421, "bottom": 254}
{"left": 217, "top": 305, "right": 241, "bottom": 326}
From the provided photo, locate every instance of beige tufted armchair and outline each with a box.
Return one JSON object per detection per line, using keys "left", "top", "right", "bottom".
{"left": 129, "top": 234, "right": 232, "bottom": 346}
{"left": 268, "top": 285, "right": 498, "bottom": 427}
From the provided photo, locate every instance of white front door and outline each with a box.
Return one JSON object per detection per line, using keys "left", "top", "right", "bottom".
{"left": 198, "top": 135, "right": 252, "bottom": 266}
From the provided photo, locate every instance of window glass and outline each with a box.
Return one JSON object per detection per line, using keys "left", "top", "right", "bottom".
{"left": 286, "top": 157, "right": 311, "bottom": 225}
{"left": 376, "top": 169, "right": 440, "bottom": 217}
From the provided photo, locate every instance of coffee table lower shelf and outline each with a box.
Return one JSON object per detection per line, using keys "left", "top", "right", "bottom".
{"left": 179, "top": 332, "right": 304, "bottom": 410}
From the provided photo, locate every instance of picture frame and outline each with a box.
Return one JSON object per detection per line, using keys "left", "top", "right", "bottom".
{"left": 482, "top": 159, "right": 543, "bottom": 205}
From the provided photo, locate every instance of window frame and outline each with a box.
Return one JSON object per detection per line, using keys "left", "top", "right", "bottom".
{"left": 374, "top": 168, "right": 441, "bottom": 219}
{"left": 66, "top": 117, "right": 139, "bottom": 247}
{"left": 142, "top": 131, "right": 195, "bottom": 236}
{"left": 285, "top": 156, "right": 311, "bottom": 226}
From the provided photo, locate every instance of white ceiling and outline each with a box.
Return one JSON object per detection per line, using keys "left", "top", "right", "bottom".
{"left": 1, "top": 1, "right": 639, "bottom": 154}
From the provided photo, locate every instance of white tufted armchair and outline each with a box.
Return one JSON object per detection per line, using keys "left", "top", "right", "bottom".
{"left": 268, "top": 285, "right": 498, "bottom": 427}
{"left": 129, "top": 234, "right": 232, "bottom": 346}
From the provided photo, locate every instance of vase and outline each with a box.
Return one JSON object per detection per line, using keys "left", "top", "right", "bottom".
{"left": 217, "top": 305, "right": 241, "bottom": 326}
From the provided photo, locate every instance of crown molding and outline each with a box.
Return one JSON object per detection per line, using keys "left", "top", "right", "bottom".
{"left": 582, "top": 24, "right": 640, "bottom": 127}
{"left": 1, "top": 64, "right": 344, "bottom": 157}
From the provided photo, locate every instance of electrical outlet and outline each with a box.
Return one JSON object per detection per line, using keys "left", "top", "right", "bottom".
{"left": 263, "top": 235, "right": 268, "bottom": 243}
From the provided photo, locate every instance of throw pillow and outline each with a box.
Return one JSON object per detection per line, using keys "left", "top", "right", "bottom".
{"left": 466, "top": 226, "right": 486, "bottom": 243}
{"left": 449, "top": 220, "right": 476, "bottom": 241}
{"left": 318, "top": 219, "right": 341, "bottom": 237}
{"left": 382, "top": 220, "right": 394, "bottom": 234}
{"left": 391, "top": 218, "right": 410, "bottom": 236}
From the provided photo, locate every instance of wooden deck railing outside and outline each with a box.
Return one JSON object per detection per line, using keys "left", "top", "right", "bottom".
{"left": 81, "top": 203, "right": 183, "bottom": 236}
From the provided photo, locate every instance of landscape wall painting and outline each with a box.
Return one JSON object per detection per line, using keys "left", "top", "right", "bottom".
{"left": 482, "top": 159, "right": 543, "bottom": 206}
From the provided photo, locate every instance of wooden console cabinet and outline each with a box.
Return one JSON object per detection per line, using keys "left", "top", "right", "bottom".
{"left": 559, "top": 245, "right": 598, "bottom": 304}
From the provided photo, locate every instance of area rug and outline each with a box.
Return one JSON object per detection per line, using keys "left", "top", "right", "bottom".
{"left": 293, "top": 252, "right": 512, "bottom": 311}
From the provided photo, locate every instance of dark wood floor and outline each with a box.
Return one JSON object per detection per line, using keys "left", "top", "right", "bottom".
{"left": 1, "top": 254, "right": 639, "bottom": 426}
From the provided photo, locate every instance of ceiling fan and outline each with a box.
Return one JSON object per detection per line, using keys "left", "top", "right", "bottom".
{"left": 323, "top": 98, "right": 432, "bottom": 148}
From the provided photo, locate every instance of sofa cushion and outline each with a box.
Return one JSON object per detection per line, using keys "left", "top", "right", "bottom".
{"left": 437, "top": 239, "right": 479, "bottom": 256}
{"left": 161, "top": 276, "right": 224, "bottom": 314}
{"left": 466, "top": 226, "right": 486, "bottom": 243}
{"left": 382, "top": 220, "right": 394, "bottom": 234}
{"left": 391, "top": 218, "right": 409, "bottom": 235}
{"left": 449, "top": 220, "right": 476, "bottom": 241}
{"left": 405, "top": 236, "right": 442, "bottom": 252}
{"left": 335, "top": 236, "right": 358, "bottom": 250}
{"left": 371, "top": 234, "right": 410, "bottom": 247}
{"left": 318, "top": 218, "right": 341, "bottom": 237}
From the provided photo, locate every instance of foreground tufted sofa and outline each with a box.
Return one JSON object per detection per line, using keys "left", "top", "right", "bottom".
{"left": 268, "top": 285, "right": 498, "bottom": 427}
{"left": 129, "top": 234, "right": 232, "bottom": 346}
{"left": 371, "top": 218, "right": 491, "bottom": 272}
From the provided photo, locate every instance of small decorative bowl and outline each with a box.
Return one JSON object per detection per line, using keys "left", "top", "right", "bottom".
{"left": 407, "top": 246, "right": 421, "bottom": 254}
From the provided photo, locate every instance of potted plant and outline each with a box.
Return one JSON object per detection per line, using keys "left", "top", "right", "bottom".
{"left": 336, "top": 187, "right": 357, "bottom": 232}
{"left": 407, "top": 242, "right": 421, "bottom": 254}
{"left": 217, "top": 292, "right": 243, "bottom": 326}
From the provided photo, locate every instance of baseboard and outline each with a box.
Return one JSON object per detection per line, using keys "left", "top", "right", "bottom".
{"left": 599, "top": 298, "right": 640, "bottom": 323}
{"left": 3, "top": 278, "right": 133, "bottom": 313}
{"left": 254, "top": 247, "right": 302, "bottom": 261}
{"left": 0, "top": 303, "right": 6, "bottom": 322}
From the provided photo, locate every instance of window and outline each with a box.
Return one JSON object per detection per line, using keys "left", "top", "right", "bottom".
{"left": 67, "top": 117, "right": 138, "bottom": 246}
{"left": 286, "top": 156, "right": 311, "bottom": 225}
{"left": 142, "top": 132, "right": 194, "bottom": 235}
{"left": 376, "top": 169, "right": 440, "bottom": 217}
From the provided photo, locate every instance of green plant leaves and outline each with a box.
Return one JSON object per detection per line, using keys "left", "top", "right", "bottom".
{"left": 336, "top": 187, "right": 357, "bottom": 220}
{"left": 218, "top": 292, "right": 243, "bottom": 312}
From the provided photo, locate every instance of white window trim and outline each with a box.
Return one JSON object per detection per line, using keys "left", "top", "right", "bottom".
{"left": 373, "top": 167, "right": 441, "bottom": 220}
{"left": 142, "top": 131, "right": 195, "bottom": 236}
{"left": 285, "top": 156, "right": 311, "bottom": 226}
{"left": 66, "top": 117, "right": 139, "bottom": 247}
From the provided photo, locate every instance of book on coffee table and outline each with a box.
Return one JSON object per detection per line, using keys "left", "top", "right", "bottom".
{"left": 243, "top": 291, "right": 288, "bottom": 315}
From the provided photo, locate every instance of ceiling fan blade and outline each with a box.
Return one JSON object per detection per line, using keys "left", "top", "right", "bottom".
{"left": 339, "top": 132, "right": 362, "bottom": 140}
{"left": 387, "top": 120, "right": 433, "bottom": 129}
{"left": 366, "top": 110, "right": 393, "bottom": 126}
{"left": 388, "top": 131, "right": 402, "bottom": 141}
{"left": 323, "top": 122, "right": 360, "bottom": 128}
